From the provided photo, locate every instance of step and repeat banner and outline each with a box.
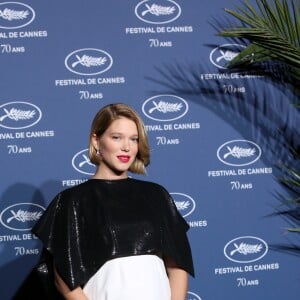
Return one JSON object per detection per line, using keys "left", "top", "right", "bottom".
{"left": 0, "top": 1, "right": 299, "bottom": 299}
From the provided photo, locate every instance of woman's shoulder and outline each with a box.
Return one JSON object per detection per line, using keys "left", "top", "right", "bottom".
{"left": 130, "top": 178, "right": 168, "bottom": 194}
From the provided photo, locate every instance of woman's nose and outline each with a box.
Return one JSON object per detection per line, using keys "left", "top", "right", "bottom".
{"left": 121, "top": 140, "right": 130, "bottom": 152}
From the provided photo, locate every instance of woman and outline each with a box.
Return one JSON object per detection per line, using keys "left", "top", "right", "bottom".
{"left": 32, "top": 103, "right": 194, "bottom": 300}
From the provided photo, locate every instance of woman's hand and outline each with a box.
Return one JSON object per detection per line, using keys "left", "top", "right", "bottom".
{"left": 54, "top": 267, "right": 88, "bottom": 300}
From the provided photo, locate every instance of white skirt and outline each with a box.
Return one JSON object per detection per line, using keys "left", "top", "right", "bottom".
{"left": 83, "top": 255, "right": 171, "bottom": 300}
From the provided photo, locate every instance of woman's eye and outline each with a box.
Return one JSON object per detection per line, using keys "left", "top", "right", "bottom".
{"left": 131, "top": 137, "right": 139, "bottom": 142}
{"left": 112, "top": 136, "right": 120, "bottom": 140}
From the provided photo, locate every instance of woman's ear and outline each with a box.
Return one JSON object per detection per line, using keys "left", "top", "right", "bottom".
{"left": 91, "top": 133, "right": 99, "bottom": 150}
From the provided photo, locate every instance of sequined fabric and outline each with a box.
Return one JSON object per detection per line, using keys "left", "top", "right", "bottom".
{"left": 32, "top": 178, "right": 194, "bottom": 290}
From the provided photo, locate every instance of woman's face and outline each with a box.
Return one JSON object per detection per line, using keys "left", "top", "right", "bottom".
{"left": 93, "top": 117, "right": 139, "bottom": 179}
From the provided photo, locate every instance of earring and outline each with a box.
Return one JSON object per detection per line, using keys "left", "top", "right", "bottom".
{"left": 96, "top": 149, "right": 100, "bottom": 156}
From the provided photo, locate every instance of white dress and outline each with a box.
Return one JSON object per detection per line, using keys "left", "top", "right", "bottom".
{"left": 83, "top": 255, "right": 171, "bottom": 300}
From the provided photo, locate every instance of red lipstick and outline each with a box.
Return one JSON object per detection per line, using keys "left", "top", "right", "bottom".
{"left": 117, "top": 155, "right": 130, "bottom": 163}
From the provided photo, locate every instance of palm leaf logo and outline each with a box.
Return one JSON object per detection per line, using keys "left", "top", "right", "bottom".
{"left": 175, "top": 201, "right": 190, "bottom": 211}
{"left": 223, "top": 146, "right": 256, "bottom": 159}
{"left": 71, "top": 55, "right": 107, "bottom": 68}
{"left": 142, "top": 4, "right": 175, "bottom": 16}
{"left": 230, "top": 242, "right": 263, "bottom": 256}
{"left": 6, "top": 209, "right": 42, "bottom": 223}
{"left": 216, "top": 49, "right": 239, "bottom": 63}
{"left": 149, "top": 101, "right": 183, "bottom": 114}
{"left": 78, "top": 154, "right": 94, "bottom": 168}
{"left": 0, "top": 8, "right": 29, "bottom": 21}
{"left": 0, "top": 108, "right": 36, "bottom": 122}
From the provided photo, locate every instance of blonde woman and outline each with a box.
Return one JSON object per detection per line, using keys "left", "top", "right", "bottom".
{"left": 33, "top": 103, "right": 194, "bottom": 300}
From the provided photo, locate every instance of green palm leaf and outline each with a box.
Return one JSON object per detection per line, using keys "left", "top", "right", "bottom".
{"left": 219, "top": 0, "right": 300, "bottom": 235}
{"left": 219, "top": 0, "right": 300, "bottom": 77}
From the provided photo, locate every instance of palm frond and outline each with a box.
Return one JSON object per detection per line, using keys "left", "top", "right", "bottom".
{"left": 219, "top": 0, "right": 300, "bottom": 77}
{"left": 287, "top": 228, "right": 300, "bottom": 232}
{"left": 218, "top": 0, "right": 300, "bottom": 242}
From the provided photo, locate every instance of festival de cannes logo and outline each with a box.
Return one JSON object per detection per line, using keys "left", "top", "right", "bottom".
{"left": 224, "top": 236, "right": 268, "bottom": 263}
{"left": 72, "top": 149, "right": 96, "bottom": 175}
{"left": 171, "top": 193, "right": 195, "bottom": 218}
{"left": 142, "top": 95, "right": 188, "bottom": 121}
{"left": 217, "top": 140, "right": 261, "bottom": 167}
{"left": 186, "top": 291, "right": 202, "bottom": 300}
{"left": 209, "top": 44, "right": 246, "bottom": 69}
{"left": 0, "top": 2, "right": 35, "bottom": 29}
{"left": 65, "top": 48, "right": 113, "bottom": 76}
{"left": 135, "top": 0, "right": 181, "bottom": 24}
{"left": 0, "top": 203, "right": 45, "bottom": 231}
{"left": 0, "top": 101, "right": 42, "bottom": 129}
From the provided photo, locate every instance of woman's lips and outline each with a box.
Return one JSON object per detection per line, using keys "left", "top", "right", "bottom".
{"left": 117, "top": 155, "right": 130, "bottom": 163}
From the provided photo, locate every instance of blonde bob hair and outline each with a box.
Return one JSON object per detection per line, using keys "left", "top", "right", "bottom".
{"left": 89, "top": 103, "right": 150, "bottom": 174}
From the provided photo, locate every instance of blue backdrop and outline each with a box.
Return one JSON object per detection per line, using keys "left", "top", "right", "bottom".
{"left": 0, "top": 1, "right": 299, "bottom": 299}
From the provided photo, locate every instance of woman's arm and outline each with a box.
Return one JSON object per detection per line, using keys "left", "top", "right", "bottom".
{"left": 167, "top": 267, "right": 188, "bottom": 300}
{"left": 54, "top": 268, "right": 88, "bottom": 300}
{"left": 165, "top": 257, "right": 189, "bottom": 300}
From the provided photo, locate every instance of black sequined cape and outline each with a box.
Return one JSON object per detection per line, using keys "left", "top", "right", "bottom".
{"left": 32, "top": 178, "right": 194, "bottom": 290}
